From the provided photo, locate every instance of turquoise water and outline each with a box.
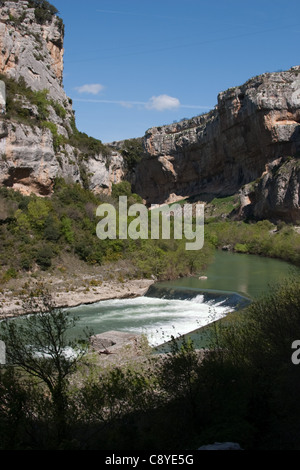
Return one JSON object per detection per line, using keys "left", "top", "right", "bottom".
{"left": 154, "top": 250, "right": 299, "bottom": 300}
{"left": 68, "top": 251, "right": 299, "bottom": 347}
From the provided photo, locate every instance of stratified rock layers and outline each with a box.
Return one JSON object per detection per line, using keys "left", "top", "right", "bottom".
{"left": 0, "top": 1, "right": 299, "bottom": 222}
{"left": 134, "top": 68, "right": 300, "bottom": 217}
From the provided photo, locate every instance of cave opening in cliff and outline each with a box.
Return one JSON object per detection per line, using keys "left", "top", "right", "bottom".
{"left": 3, "top": 167, "right": 51, "bottom": 196}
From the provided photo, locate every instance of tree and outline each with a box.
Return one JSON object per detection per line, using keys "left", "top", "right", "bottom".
{"left": 121, "top": 139, "right": 145, "bottom": 170}
{"left": 32, "top": 0, "right": 59, "bottom": 24}
{"left": 0, "top": 288, "right": 91, "bottom": 445}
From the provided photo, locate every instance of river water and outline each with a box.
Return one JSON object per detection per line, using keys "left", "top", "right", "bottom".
{"left": 69, "top": 251, "right": 299, "bottom": 347}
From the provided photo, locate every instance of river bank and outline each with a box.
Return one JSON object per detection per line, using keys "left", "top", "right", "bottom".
{"left": 1, "top": 248, "right": 298, "bottom": 319}
{"left": 0, "top": 264, "right": 154, "bottom": 318}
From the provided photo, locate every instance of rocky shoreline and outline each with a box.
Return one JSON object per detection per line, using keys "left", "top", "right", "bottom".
{"left": 0, "top": 277, "right": 154, "bottom": 318}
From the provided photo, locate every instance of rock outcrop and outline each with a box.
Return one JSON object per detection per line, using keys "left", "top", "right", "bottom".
{"left": 0, "top": 1, "right": 299, "bottom": 223}
{"left": 133, "top": 67, "right": 300, "bottom": 222}
{"left": 238, "top": 156, "right": 300, "bottom": 223}
{"left": 0, "top": 0, "right": 124, "bottom": 196}
{"left": 0, "top": 0, "right": 66, "bottom": 103}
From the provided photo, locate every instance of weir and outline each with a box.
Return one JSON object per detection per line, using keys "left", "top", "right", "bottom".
{"left": 143, "top": 283, "right": 252, "bottom": 351}
{"left": 145, "top": 284, "right": 251, "bottom": 310}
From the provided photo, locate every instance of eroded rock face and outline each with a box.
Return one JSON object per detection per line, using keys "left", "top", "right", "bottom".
{"left": 239, "top": 157, "right": 300, "bottom": 223}
{"left": 134, "top": 67, "right": 300, "bottom": 207}
{"left": 0, "top": 1, "right": 124, "bottom": 196}
{"left": 88, "top": 151, "right": 125, "bottom": 194}
{"left": 0, "top": 0, "right": 299, "bottom": 221}
{"left": 0, "top": 118, "right": 125, "bottom": 196}
{"left": 0, "top": 120, "right": 78, "bottom": 195}
{"left": 0, "top": 1, "right": 65, "bottom": 102}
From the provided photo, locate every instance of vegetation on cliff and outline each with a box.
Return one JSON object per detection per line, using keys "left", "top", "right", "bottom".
{"left": 0, "top": 73, "right": 110, "bottom": 158}
{"left": 7, "top": 0, "right": 60, "bottom": 24}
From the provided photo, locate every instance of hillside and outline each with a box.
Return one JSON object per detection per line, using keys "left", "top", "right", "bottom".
{"left": 0, "top": 0, "right": 298, "bottom": 302}
{"left": 0, "top": 1, "right": 299, "bottom": 224}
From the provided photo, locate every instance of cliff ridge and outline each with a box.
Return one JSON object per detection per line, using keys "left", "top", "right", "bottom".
{"left": 132, "top": 66, "right": 300, "bottom": 223}
{"left": 0, "top": 0, "right": 124, "bottom": 197}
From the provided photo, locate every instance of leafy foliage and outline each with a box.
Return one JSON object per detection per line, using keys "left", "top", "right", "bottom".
{"left": 1, "top": 278, "right": 300, "bottom": 449}
{"left": 0, "top": 179, "right": 215, "bottom": 281}
{"left": 205, "top": 219, "right": 300, "bottom": 266}
{"left": 120, "top": 138, "right": 145, "bottom": 170}
{"left": 68, "top": 117, "right": 111, "bottom": 158}
{"left": 0, "top": 289, "right": 90, "bottom": 447}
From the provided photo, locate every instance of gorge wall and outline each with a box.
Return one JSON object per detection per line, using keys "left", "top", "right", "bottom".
{"left": 0, "top": 0, "right": 124, "bottom": 197}
{"left": 132, "top": 67, "right": 300, "bottom": 221}
{"left": 0, "top": 1, "right": 299, "bottom": 223}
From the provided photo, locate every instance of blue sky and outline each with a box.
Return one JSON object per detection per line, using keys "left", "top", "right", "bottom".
{"left": 53, "top": 0, "right": 300, "bottom": 143}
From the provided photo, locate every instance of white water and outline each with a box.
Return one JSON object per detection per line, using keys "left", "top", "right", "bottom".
{"left": 70, "top": 294, "right": 232, "bottom": 347}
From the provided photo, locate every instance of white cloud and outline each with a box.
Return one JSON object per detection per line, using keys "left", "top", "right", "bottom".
{"left": 75, "top": 84, "right": 105, "bottom": 95}
{"left": 73, "top": 96, "right": 212, "bottom": 112}
{"left": 146, "top": 94, "right": 181, "bottom": 111}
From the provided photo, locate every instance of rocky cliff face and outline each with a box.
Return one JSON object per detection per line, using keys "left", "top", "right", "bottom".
{"left": 133, "top": 67, "right": 300, "bottom": 222}
{"left": 0, "top": 0, "right": 65, "bottom": 102}
{"left": 0, "top": 1, "right": 299, "bottom": 223}
{"left": 0, "top": 0, "right": 124, "bottom": 196}
{"left": 238, "top": 156, "right": 300, "bottom": 223}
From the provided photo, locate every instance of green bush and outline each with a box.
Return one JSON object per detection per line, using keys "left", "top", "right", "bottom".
{"left": 111, "top": 181, "right": 143, "bottom": 205}
{"left": 202, "top": 276, "right": 300, "bottom": 449}
{"left": 33, "top": 0, "right": 59, "bottom": 24}
{"left": 68, "top": 118, "right": 111, "bottom": 158}
{"left": 234, "top": 243, "right": 249, "bottom": 253}
{"left": 1, "top": 268, "right": 17, "bottom": 283}
{"left": 121, "top": 138, "right": 145, "bottom": 170}
{"left": 41, "top": 121, "right": 66, "bottom": 151}
{"left": 35, "top": 244, "right": 53, "bottom": 269}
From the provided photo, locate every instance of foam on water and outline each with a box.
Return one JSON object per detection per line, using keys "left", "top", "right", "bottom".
{"left": 70, "top": 293, "right": 233, "bottom": 347}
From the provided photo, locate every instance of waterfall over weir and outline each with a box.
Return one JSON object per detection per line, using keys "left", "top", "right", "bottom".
{"left": 145, "top": 284, "right": 251, "bottom": 310}
{"left": 70, "top": 284, "right": 251, "bottom": 348}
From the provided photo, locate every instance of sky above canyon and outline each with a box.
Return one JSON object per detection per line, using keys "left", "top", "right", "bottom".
{"left": 53, "top": 0, "right": 300, "bottom": 143}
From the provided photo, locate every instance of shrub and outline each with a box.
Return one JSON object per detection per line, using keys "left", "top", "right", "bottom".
{"left": 121, "top": 139, "right": 145, "bottom": 170}
{"left": 202, "top": 276, "right": 300, "bottom": 449}
{"left": 1, "top": 268, "right": 17, "bottom": 283}
{"left": 68, "top": 118, "right": 110, "bottom": 158}
{"left": 41, "top": 121, "right": 66, "bottom": 151}
{"left": 35, "top": 244, "right": 53, "bottom": 269}
{"left": 32, "top": 0, "right": 59, "bottom": 24}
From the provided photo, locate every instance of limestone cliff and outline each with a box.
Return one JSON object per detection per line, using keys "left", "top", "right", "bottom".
{"left": 0, "top": 0, "right": 65, "bottom": 100}
{"left": 237, "top": 156, "right": 300, "bottom": 223}
{"left": 0, "top": 1, "right": 299, "bottom": 223}
{"left": 133, "top": 67, "right": 300, "bottom": 222}
{"left": 0, "top": 0, "right": 123, "bottom": 196}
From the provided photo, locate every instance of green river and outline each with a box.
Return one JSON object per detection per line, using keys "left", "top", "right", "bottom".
{"left": 67, "top": 251, "right": 299, "bottom": 348}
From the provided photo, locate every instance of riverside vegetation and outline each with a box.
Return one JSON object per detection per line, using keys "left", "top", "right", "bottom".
{"left": 1, "top": 179, "right": 300, "bottom": 286}
{"left": 0, "top": 0, "right": 300, "bottom": 451}
{"left": 1, "top": 276, "right": 300, "bottom": 450}
{"left": 0, "top": 179, "right": 300, "bottom": 449}
{"left": 0, "top": 179, "right": 214, "bottom": 285}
